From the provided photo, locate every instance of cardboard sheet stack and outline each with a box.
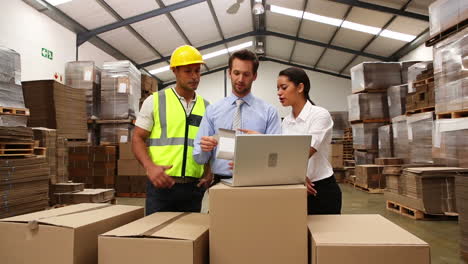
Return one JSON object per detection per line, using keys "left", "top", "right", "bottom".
{"left": 355, "top": 165, "right": 385, "bottom": 189}
{"left": 456, "top": 173, "right": 468, "bottom": 258}
{"left": 101, "top": 61, "right": 141, "bottom": 120}
{"left": 140, "top": 73, "right": 158, "bottom": 106}
{"left": 378, "top": 124, "right": 393, "bottom": 158}
{"left": 387, "top": 84, "right": 408, "bottom": 119}
{"left": 351, "top": 122, "right": 386, "bottom": 165}
{"left": 349, "top": 62, "right": 401, "bottom": 166}
{"left": 347, "top": 93, "right": 389, "bottom": 122}
{"left": 56, "top": 136, "right": 69, "bottom": 182}
{"left": 350, "top": 62, "right": 402, "bottom": 94}
{"left": 68, "top": 145, "right": 117, "bottom": 189}
{"left": 407, "top": 112, "right": 434, "bottom": 164}
{"left": 433, "top": 27, "right": 468, "bottom": 114}
{"left": 433, "top": 117, "right": 468, "bottom": 168}
{"left": 99, "top": 123, "right": 133, "bottom": 145}
{"left": 0, "top": 46, "right": 28, "bottom": 127}
{"left": 397, "top": 167, "right": 463, "bottom": 215}
{"left": 392, "top": 115, "right": 409, "bottom": 163}
{"left": 0, "top": 126, "right": 50, "bottom": 218}
{"left": 32, "top": 128, "right": 57, "bottom": 183}
{"left": 99, "top": 61, "right": 140, "bottom": 145}
{"left": 429, "top": 0, "right": 468, "bottom": 39}
{"left": 400, "top": 61, "right": 421, "bottom": 84}
{"left": 117, "top": 143, "right": 147, "bottom": 195}
{"left": 330, "top": 111, "right": 349, "bottom": 139}
{"left": 65, "top": 61, "right": 101, "bottom": 118}
{"left": 379, "top": 158, "right": 404, "bottom": 194}
{"left": 22, "top": 80, "right": 87, "bottom": 140}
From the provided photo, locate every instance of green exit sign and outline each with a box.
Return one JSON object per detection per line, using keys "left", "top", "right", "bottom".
{"left": 41, "top": 48, "right": 53, "bottom": 60}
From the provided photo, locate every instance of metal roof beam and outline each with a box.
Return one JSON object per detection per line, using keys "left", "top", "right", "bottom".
{"left": 329, "top": 0, "right": 428, "bottom": 21}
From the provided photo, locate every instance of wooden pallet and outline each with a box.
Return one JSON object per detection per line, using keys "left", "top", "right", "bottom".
{"left": 0, "top": 142, "right": 34, "bottom": 149}
{"left": 95, "top": 118, "right": 136, "bottom": 124}
{"left": 386, "top": 200, "right": 458, "bottom": 220}
{"left": 426, "top": 18, "right": 468, "bottom": 47}
{"left": 406, "top": 106, "right": 435, "bottom": 115}
{"left": 352, "top": 88, "right": 388, "bottom": 94}
{"left": 34, "top": 147, "right": 47, "bottom": 156}
{"left": 353, "top": 184, "right": 385, "bottom": 194}
{"left": 0, "top": 106, "right": 30, "bottom": 116}
{"left": 436, "top": 110, "right": 468, "bottom": 119}
{"left": 412, "top": 77, "right": 434, "bottom": 87}
{"left": 0, "top": 142, "right": 34, "bottom": 157}
{"left": 116, "top": 192, "right": 146, "bottom": 198}
{"left": 350, "top": 119, "right": 390, "bottom": 124}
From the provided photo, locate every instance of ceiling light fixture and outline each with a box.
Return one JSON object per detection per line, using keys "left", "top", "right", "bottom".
{"left": 44, "top": 0, "right": 73, "bottom": 6}
{"left": 269, "top": 4, "right": 416, "bottom": 42}
{"left": 252, "top": 0, "right": 265, "bottom": 15}
{"left": 149, "top": 41, "right": 254, "bottom": 75}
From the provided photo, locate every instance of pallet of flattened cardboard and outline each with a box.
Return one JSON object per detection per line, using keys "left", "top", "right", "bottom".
{"left": 53, "top": 188, "right": 116, "bottom": 205}
{"left": 22, "top": 80, "right": 88, "bottom": 140}
{"left": 0, "top": 203, "right": 144, "bottom": 264}
{"left": 0, "top": 157, "right": 50, "bottom": 218}
{"left": 0, "top": 126, "right": 35, "bottom": 157}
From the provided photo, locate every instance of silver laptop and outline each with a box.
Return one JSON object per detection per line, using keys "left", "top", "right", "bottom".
{"left": 221, "top": 134, "right": 311, "bottom": 187}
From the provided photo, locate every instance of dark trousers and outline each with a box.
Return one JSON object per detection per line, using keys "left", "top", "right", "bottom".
{"left": 307, "top": 175, "right": 342, "bottom": 215}
{"left": 145, "top": 180, "right": 205, "bottom": 216}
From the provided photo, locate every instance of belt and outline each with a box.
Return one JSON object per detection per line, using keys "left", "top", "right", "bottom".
{"left": 312, "top": 175, "right": 336, "bottom": 185}
{"left": 171, "top": 176, "right": 199, "bottom": 184}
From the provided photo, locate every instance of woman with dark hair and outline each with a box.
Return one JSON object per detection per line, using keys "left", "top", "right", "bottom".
{"left": 241, "top": 67, "right": 342, "bottom": 215}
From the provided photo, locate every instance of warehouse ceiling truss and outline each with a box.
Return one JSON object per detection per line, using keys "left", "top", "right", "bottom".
{"left": 23, "top": 0, "right": 432, "bottom": 85}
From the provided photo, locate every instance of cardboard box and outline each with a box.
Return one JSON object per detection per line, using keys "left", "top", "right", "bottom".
{"left": 99, "top": 212, "right": 208, "bottom": 264}
{"left": 0, "top": 203, "right": 144, "bottom": 264}
{"left": 209, "top": 183, "right": 307, "bottom": 264}
{"left": 355, "top": 165, "right": 386, "bottom": 189}
{"left": 328, "top": 143, "right": 343, "bottom": 168}
{"left": 54, "top": 188, "right": 115, "bottom": 204}
{"left": 118, "top": 159, "right": 145, "bottom": 176}
{"left": 308, "top": 214, "right": 430, "bottom": 264}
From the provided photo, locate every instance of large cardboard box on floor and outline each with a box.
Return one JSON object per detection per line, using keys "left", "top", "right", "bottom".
{"left": 0, "top": 203, "right": 144, "bottom": 264}
{"left": 308, "top": 214, "right": 430, "bottom": 264}
{"left": 209, "top": 183, "right": 307, "bottom": 264}
{"left": 99, "top": 212, "right": 209, "bottom": 264}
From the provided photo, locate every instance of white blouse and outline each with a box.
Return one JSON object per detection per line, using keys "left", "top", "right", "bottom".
{"left": 281, "top": 101, "right": 334, "bottom": 182}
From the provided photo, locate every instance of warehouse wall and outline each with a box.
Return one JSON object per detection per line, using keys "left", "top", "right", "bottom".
{"left": 0, "top": 1, "right": 116, "bottom": 82}
{"left": 77, "top": 42, "right": 117, "bottom": 68}
{"left": 400, "top": 44, "right": 433, "bottom": 61}
{"left": 197, "top": 61, "right": 351, "bottom": 118}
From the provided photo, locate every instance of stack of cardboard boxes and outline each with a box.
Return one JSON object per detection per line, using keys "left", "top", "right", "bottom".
{"left": 98, "top": 61, "right": 141, "bottom": 145}
{"left": 0, "top": 46, "right": 28, "bottom": 127}
{"left": 68, "top": 145, "right": 117, "bottom": 189}
{"left": 22, "top": 80, "right": 88, "bottom": 140}
{"left": 116, "top": 143, "right": 147, "bottom": 195}
{"left": 348, "top": 62, "right": 401, "bottom": 165}
{"left": 65, "top": 61, "right": 101, "bottom": 119}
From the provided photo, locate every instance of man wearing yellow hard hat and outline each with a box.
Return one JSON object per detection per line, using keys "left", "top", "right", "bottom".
{"left": 132, "top": 45, "right": 212, "bottom": 215}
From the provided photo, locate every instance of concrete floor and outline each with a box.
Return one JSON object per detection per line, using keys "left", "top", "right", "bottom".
{"left": 117, "top": 183, "right": 463, "bottom": 264}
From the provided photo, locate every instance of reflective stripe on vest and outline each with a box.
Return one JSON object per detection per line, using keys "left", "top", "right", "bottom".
{"left": 148, "top": 88, "right": 208, "bottom": 178}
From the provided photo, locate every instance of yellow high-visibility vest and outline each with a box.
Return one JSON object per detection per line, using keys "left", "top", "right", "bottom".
{"left": 148, "top": 88, "right": 208, "bottom": 178}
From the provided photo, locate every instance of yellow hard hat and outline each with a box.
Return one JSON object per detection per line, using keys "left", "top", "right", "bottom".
{"left": 170, "top": 45, "right": 205, "bottom": 68}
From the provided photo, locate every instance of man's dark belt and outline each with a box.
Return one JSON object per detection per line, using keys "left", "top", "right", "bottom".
{"left": 171, "top": 176, "right": 199, "bottom": 183}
